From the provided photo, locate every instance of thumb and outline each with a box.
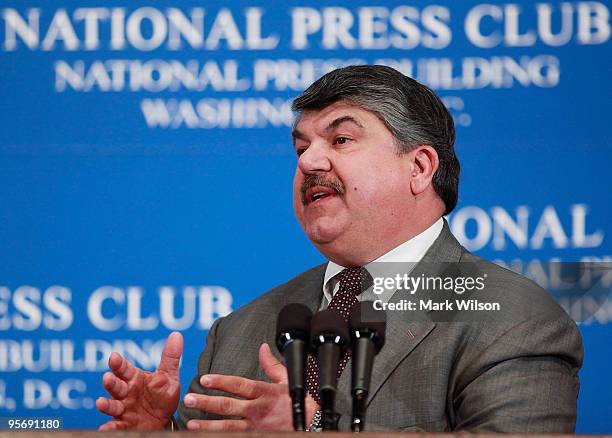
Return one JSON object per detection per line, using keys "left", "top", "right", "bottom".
{"left": 259, "top": 343, "right": 288, "bottom": 384}
{"left": 157, "top": 331, "right": 183, "bottom": 378}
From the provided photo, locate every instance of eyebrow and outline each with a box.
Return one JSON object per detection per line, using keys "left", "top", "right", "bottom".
{"left": 326, "top": 115, "right": 364, "bottom": 132}
{"left": 292, "top": 115, "right": 364, "bottom": 144}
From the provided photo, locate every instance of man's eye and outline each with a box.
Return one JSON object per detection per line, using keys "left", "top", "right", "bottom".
{"left": 296, "top": 147, "right": 307, "bottom": 156}
{"left": 334, "top": 137, "right": 350, "bottom": 145}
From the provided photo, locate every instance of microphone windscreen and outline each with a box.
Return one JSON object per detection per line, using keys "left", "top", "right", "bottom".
{"left": 310, "top": 308, "right": 349, "bottom": 342}
{"left": 276, "top": 303, "right": 312, "bottom": 339}
{"left": 349, "top": 301, "right": 387, "bottom": 348}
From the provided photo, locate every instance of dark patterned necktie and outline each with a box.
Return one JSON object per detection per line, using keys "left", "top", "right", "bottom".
{"left": 306, "top": 266, "right": 370, "bottom": 403}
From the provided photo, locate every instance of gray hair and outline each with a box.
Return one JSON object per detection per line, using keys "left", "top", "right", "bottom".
{"left": 292, "top": 65, "right": 460, "bottom": 215}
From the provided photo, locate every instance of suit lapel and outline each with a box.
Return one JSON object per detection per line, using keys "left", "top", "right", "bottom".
{"left": 335, "top": 309, "right": 435, "bottom": 417}
{"left": 279, "top": 265, "right": 326, "bottom": 313}
{"left": 263, "top": 265, "right": 326, "bottom": 363}
{"left": 358, "top": 221, "right": 464, "bottom": 407}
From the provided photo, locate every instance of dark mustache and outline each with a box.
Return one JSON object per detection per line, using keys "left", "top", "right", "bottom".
{"left": 300, "top": 175, "right": 345, "bottom": 205}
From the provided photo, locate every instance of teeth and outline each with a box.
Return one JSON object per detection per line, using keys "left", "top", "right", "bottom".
{"left": 312, "top": 192, "right": 327, "bottom": 201}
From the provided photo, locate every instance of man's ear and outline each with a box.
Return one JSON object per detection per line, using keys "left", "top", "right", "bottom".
{"left": 410, "top": 146, "right": 439, "bottom": 195}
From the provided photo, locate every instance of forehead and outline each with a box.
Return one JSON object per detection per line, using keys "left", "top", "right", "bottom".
{"left": 293, "top": 101, "right": 383, "bottom": 135}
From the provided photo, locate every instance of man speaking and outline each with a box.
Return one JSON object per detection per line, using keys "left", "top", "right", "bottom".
{"left": 96, "top": 65, "right": 582, "bottom": 432}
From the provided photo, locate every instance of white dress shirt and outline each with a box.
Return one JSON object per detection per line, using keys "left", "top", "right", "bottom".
{"left": 320, "top": 218, "right": 444, "bottom": 308}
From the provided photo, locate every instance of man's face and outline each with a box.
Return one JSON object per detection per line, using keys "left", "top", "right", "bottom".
{"left": 292, "top": 101, "right": 416, "bottom": 265}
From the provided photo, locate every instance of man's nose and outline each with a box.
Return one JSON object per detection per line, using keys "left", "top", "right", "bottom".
{"left": 297, "top": 142, "right": 332, "bottom": 174}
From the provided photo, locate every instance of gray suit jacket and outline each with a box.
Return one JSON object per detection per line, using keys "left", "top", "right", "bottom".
{"left": 176, "top": 223, "right": 583, "bottom": 432}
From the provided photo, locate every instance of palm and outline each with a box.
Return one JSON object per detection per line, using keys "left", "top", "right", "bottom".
{"left": 122, "top": 368, "right": 180, "bottom": 429}
{"left": 97, "top": 332, "right": 183, "bottom": 431}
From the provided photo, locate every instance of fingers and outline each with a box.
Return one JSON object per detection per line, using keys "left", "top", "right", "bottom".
{"left": 259, "top": 343, "right": 288, "bottom": 384}
{"left": 158, "top": 331, "right": 183, "bottom": 377}
{"left": 102, "top": 372, "right": 128, "bottom": 399}
{"left": 98, "top": 420, "right": 129, "bottom": 431}
{"left": 183, "top": 393, "right": 247, "bottom": 417}
{"left": 186, "top": 419, "right": 249, "bottom": 432}
{"left": 96, "top": 397, "right": 125, "bottom": 417}
{"left": 98, "top": 423, "right": 116, "bottom": 431}
{"left": 108, "top": 352, "right": 137, "bottom": 381}
{"left": 200, "top": 374, "right": 262, "bottom": 399}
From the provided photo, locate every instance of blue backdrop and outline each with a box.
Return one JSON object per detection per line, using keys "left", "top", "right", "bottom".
{"left": 0, "top": 0, "right": 610, "bottom": 432}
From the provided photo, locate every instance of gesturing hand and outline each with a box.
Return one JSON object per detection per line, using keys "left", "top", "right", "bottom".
{"left": 184, "top": 343, "right": 319, "bottom": 431}
{"left": 96, "top": 331, "right": 183, "bottom": 430}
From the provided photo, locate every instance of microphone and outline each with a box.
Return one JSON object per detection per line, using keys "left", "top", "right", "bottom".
{"left": 310, "top": 308, "right": 350, "bottom": 431}
{"left": 276, "top": 303, "right": 313, "bottom": 431}
{"left": 349, "top": 301, "right": 387, "bottom": 432}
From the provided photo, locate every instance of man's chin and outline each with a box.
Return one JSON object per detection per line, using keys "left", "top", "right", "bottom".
{"left": 304, "top": 225, "right": 342, "bottom": 246}
{"left": 303, "top": 224, "right": 364, "bottom": 266}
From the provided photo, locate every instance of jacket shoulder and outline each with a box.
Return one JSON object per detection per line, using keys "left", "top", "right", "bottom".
{"left": 458, "top": 250, "right": 570, "bottom": 319}
{"left": 218, "top": 263, "right": 325, "bottom": 327}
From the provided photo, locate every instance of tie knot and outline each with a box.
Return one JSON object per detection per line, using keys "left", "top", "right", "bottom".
{"left": 337, "top": 266, "right": 371, "bottom": 296}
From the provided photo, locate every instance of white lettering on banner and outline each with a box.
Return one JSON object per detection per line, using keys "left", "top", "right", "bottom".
{"left": 159, "top": 286, "right": 196, "bottom": 330}
{"left": 0, "top": 339, "right": 166, "bottom": 372}
{"left": 54, "top": 55, "right": 560, "bottom": 96}
{"left": 42, "top": 286, "right": 73, "bottom": 330}
{"left": 73, "top": 8, "right": 109, "bottom": 50}
{"left": 87, "top": 286, "right": 233, "bottom": 330}
{"left": 125, "top": 7, "right": 167, "bottom": 51}
{"left": 573, "top": 204, "right": 605, "bottom": 247}
{"left": 0, "top": 287, "right": 9, "bottom": 330}
{"left": 140, "top": 98, "right": 294, "bottom": 129}
{"left": 2, "top": 3, "right": 609, "bottom": 52}
{"left": 577, "top": 2, "right": 611, "bottom": 43}
{"left": 0, "top": 286, "right": 72, "bottom": 331}
{"left": 49, "top": 53, "right": 559, "bottom": 130}
{"left": 23, "top": 379, "right": 51, "bottom": 409}
{"left": 245, "top": 8, "right": 279, "bottom": 50}
{"left": 87, "top": 286, "right": 124, "bottom": 331}
{"left": 0, "top": 379, "right": 17, "bottom": 412}
{"left": 127, "top": 287, "right": 159, "bottom": 330}
{"left": 0, "top": 284, "right": 228, "bottom": 333}
{"left": 81, "top": 339, "right": 164, "bottom": 370}
{"left": 206, "top": 8, "right": 247, "bottom": 50}
{"left": 57, "top": 379, "right": 89, "bottom": 409}
{"left": 198, "top": 287, "right": 233, "bottom": 329}
{"left": 465, "top": 2, "right": 610, "bottom": 48}
{"left": 449, "top": 203, "right": 604, "bottom": 251}
{"left": 491, "top": 206, "right": 529, "bottom": 249}
{"left": 12, "top": 287, "right": 41, "bottom": 331}
{"left": 392, "top": 55, "right": 560, "bottom": 90}
{"left": 496, "top": 257, "right": 612, "bottom": 290}
{"left": 537, "top": 3, "right": 574, "bottom": 46}
{"left": 253, "top": 58, "right": 365, "bottom": 91}
{"left": 1, "top": 5, "right": 604, "bottom": 130}
{"left": 40, "top": 9, "right": 79, "bottom": 50}
{"left": 23, "top": 379, "right": 90, "bottom": 410}
{"left": 2, "top": 8, "right": 39, "bottom": 50}
{"left": 290, "top": 6, "right": 452, "bottom": 50}
{"left": 110, "top": 8, "right": 125, "bottom": 50}
{"left": 1, "top": 7, "right": 279, "bottom": 51}
{"left": 54, "top": 59, "right": 250, "bottom": 92}
{"left": 166, "top": 7, "right": 204, "bottom": 50}
{"left": 531, "top": 206, "right": 570, "bottom": 249}
{"left": 494, "top": 257, "right": 612, "bottom": 324}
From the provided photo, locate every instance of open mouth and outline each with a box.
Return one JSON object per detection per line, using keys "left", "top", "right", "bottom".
{"left": 312, "top": 192, "right": 331, "bottom": 202}
{"left": 305, "top": 186, "right": 337, "bottom": 205}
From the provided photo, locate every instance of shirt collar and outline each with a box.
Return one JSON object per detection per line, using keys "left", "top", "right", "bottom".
{"left": 322, "top": 218, "right": 444, "bottom": 302}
